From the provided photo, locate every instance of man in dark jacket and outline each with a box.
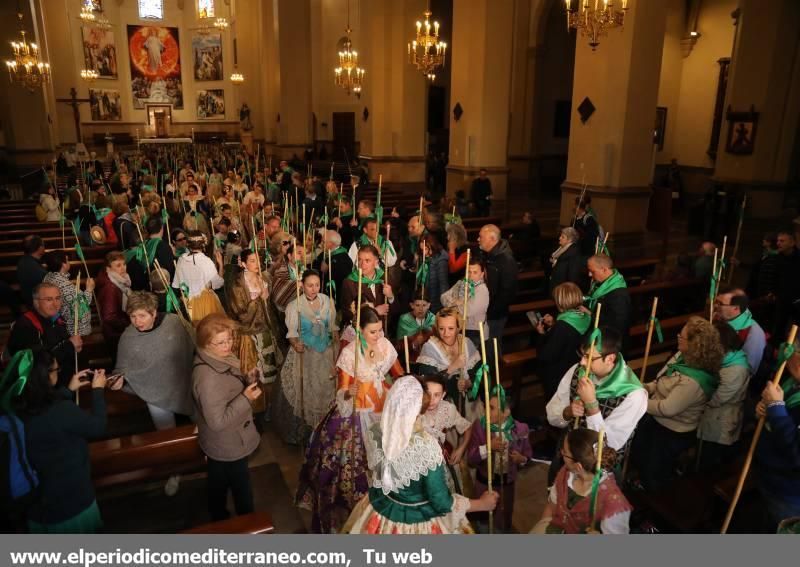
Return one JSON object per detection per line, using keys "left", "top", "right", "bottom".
{"left": 126, "top": 217, "right": 175, "bottom": 292}
{"left": 773, "top": 230, "right": 800, "bottom": 337}
{"left": 314, "top": 230, "right": 353, "bottom": 309}
{"left": 471, "top": 169, "right": 492, "bottom": 217}
{"left": 585, "top": 254, "right": 632, "bottom": 353}
{"left": 574, "top": 200, "right": 601, "bottom": 258}
{"left": 478, "top": 224, "right": 518, "bottom": 355}
{"left": 16, "top": 235, "right": 47, "bottom": 308}
{"left": 7, "top": 282, "right": 81, "bottom": 386}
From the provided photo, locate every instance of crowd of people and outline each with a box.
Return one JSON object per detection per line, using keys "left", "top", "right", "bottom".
{"left": 1, "top": 144, "right": 799, "bottom": 536}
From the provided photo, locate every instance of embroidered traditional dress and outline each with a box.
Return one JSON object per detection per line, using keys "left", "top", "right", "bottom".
{"left": 342, "top": 377, "right": 473, "bottom": 534}
{"left": 422, "top": 400, "right": 473, "bottom": 495}
{"left": 173, "top": 252, "right": 225, "bottom": 323}
{"left": 539, "top": 468, "right": 632, "bottom": 534}
{"left": 271, "top": 293, "right": 337, "bottom": 444}
{"left": 416, "top": 337, "right": 482, "bottom": 421}
{"left": 296, "top": 337, "right": 404, "bottom": 533}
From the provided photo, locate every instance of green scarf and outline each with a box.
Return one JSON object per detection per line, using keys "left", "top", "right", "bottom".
{"left": 586, "top": 270, "right": 627, "bottom": 309}
{"left": 359, "top": 233, "right": 388, "bottom": 254}
{"left": 557, "top": 310, "right": 591, "bottom": 335}
{"left": 666, "top": 354, "right": 718, "bottom": 398}
{"left": 0, "top": 350, "right": 33, "bottom": 409}
{"left": 781, "top": 378, "right": 800, "bottom": 409}
{"left": 396, "top": 312, "right": 435, "bottom": 339}
{"left": 722, "top": 350, "right": 749, "bottom": 370}
{"left": 727, "top": 309, "right": 754, "bottom": 332}
{"left": 593, "top": 355, "right": 644, "bottom": 399}
{"left": 479, "top": 384, "right": 515, "bottom": 441}
{"left": 346, "top": 268, "right": 385, "bottom": 286}
{"left": 329, "top": 246, "right": 348, "bottom": 258}
{"left": 124, "top": 237, "right": 162, "bottom": 269}
{"left": 175, "top": 246, "right": 188, "bottom": 258}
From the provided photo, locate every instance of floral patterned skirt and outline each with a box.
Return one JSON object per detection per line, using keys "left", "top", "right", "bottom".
{"left": 342, "top": 495, "right": 474, "bottom": 534}
{"left": 295, "top": 407, "right": 371, "bottom": 534}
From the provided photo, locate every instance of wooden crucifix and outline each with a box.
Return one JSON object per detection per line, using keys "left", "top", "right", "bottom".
{"left": 56, "top": 87, "right": 90, "bottom": 143}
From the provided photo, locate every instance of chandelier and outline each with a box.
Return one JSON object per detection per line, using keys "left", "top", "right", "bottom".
{"left": 214, "top": 18, "right": 229, "bottom": 30}
{"left": 79, "top": 4, "right": 95, "bottom": 24}
{"left": 408, "top": 2, "right": 447, "bottom": 82}
{"left": 333, "top": 0, "right": 365, "bottom": 97}
{"left": 80, "top": 68, "right": 99, "bottom": 82}
{"left": 566, "top": 0, "right": 628, "bottom": 50}
{"left": 230, "top": 68, "right": 244, "bottom": 84}
{"left": 79, "top": 1, "right": 111, "bottom": 30}
{"left": 5, "top": 9, "right": 51, "bottom": 91}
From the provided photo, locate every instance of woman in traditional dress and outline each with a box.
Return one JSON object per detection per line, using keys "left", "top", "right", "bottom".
{"left": 182, "top": 185, "right": 212, "bottom": 239}
{"left": 342, "top": 376, "right": 499, "bottom": 534}
{"left": 531, "top": 428, "right": 632, "bottom": 534}
{"left": 172, "top": 231, "right": 225, "bottom": 324}
{"left": 42, "top": 250, "right": 94, "bottom": 337}
{"left": 271, "top": 239, "right": 301, "bottom": 313}
{"left": 440, "top": 256, "right": 490, "bottom": 347}
{"left": 226, "top": 249, "right": 282, "bottom": 389}
{"left": 271, "top": 269, "right": 338, "bottom": 444}
{"left": 416, "top": 307, "right": 482, "bottom": 420}
{"left": 296, "top": 306, "right": 405, "bottom": 534}
{"left": 207, "top": 166, "right": 223, "bottom": 201}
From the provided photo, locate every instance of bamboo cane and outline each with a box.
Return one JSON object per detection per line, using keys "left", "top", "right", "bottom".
{"left": 404, "top": 335, "right": 411, "bottom": 374}
{"left": 493, "top": 337, "right": 505, "bottom": 532}
{"left": 383, "top": 222, "right": 390, "bottom": 333}
{"left": 478, "top": 321, "right": 493, "bottom": 534}
{"left": 721, "top": 324, "right": 798, "bottom": 533}
{"left": 420, "top": 244, "right": 427, "bottom": 301}
{"left": 576, "top": 303, "right": 603, "bottom": 428}
{"left": 727, "top": 195, "right": 747, "bottom": 284}
{"left": 638, "top": 297, "right": 659, "bottom": 382}
{"left": 153, "top": 259, "right": 193, "bottom": 332}
{"left": 352, "top": 268, "right": 364, "bottom": 467}
{"left": 303, "top": 204, "right": 307, "bottom": 265}
{"left": 295, "top": 249, "right": 304, "bottom": 413}
{"left": 591, "top": 428, "right": 606, "bottom": 531}
{"left": 61, "top": 202, "right": 66, "bottom": 249}
{"left": 709, "top": 248, "right": 718, "bottom": 321}
{"left": 74, "top": 273, "right": 81, "bottom": 406}
{"left": 418, "top": 196, "right": 424, "bottom": 226}
{"left": 328, "top": 248, "right": 337, "bottom": 369}
{"left": 459, "top": 249, "right": 472, "bottom": 415}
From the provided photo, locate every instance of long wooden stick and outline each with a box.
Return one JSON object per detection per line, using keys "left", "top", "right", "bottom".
{"left": 459, "top": 249, "right": 472, "bottom": 414}
{"left": 576, "top": 303, "right": 603, "bottom": 428}
{"left": 721, "top": 324, "right": 798, "bottom": 533}
{"left": 592, "top": 428, "right": 606, "bottom": 531}
{"left": 709, "top": 247, "right": 718, "bottom": 321}
{"left": 328, "top": 248, "right": 337, "bottom": 369}
{"left": 352, "top": 268, "right": 363, "bottom": 467}
{"left": 639, "top": 297, "right": 659, "bottom": 382}
{"left": 74, "top": 273, "right": 81, "bottom": 407}
{"left": 477, "top": 321, "right": 493, "bottom": 534}
{"left": 403, "top": 335, "right": 410, "bottom": 374}
{"left": 727, "top": 195, "right": 747, "bottom": 284}
{"left": 295, "top": 250, "right": 304, "bottom": 413}
{"left": 383, "top": 222, "right": 390, "bottom": 334}
{"left": 61, "top": 202, "right": 66, "bottom": 249}
{"left": 493, "top": 337, "right": 505, "bottom": 532}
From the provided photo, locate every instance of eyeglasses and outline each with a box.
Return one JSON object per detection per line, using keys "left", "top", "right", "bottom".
{"left": 576, "top": 349, "right": 603, "bottom": 363}
{"left": 282, "top": 240, "right": 291, "bottom": 246}
{"left": 714, "top": 301, "right": 732, "bottom": 307}
{"left": 176, "top": 236, "right": 187, "bottom": 242}
{"left": 210, "top": 337, "right": 234, "bottom": 347}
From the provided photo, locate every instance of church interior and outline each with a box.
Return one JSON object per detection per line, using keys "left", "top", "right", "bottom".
{"left": 1, "top": 0, "right": 799, "bottom": 536}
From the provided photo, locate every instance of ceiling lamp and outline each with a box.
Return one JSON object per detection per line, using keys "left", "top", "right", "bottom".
{"left": 80, "top": 68, "right": 99, "bottom": 82}
{"left": 5, "top": 8, "right": 51, "bottom": 91}
{"left": 333, "top": 0, "right": 365, "bottom": 97}
{"left": 230, "top": 69, "right": 244, "bottom": 84}
{"left": 565, "top": 0, "right": 628, "bottom": 50}
{"left": 408, "top": 1, "right": 447, "bottom": 82}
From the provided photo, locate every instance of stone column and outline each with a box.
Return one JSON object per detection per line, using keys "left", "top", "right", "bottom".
{"left": 274, "top": 0, "right": 313, "bottom": 159}
{"left": 560, "top": 0, "right": 669, "bottom": 235}
{"left": 712, "top": 0, "right": 800, "bottom": 219}
{"left": 358, "top": 0, "right": 427, "bottom": 184}
{"left": 446, "top": 0, "right": 515, "bottom": 217}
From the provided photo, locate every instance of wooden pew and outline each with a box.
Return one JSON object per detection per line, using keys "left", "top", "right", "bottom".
{"left": 90, "top": 424, "right": 205, "bottom": 489}
{"left": 181, "top": 512, "right": 275, "bottom": 535}
{"left": 0, "top": 245, "right": 114, "bottom": 267}
{"left": 0, "top": 258, "right": 104, "bottom": 284}
{"left": 0, "top": 235, "right": 81, "bottom": 252}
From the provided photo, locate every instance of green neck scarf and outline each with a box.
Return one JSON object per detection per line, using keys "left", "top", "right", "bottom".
{"left": 728, "top": 309, "right": 754, "bottom": 332}
{"left": 557, "top": 310, "right": 591, "bottom": 335}
{"left": 397, "top": 312, "right": 435, "bottom": 338}
{"left": 666, "top": 354, "right": 718, "bottom": 398}
{"left": 346, "top": 268, "right": 385, "bottom": 286}
{"left": 359, "top": 233, "right": 387, "bottom": 253}
{"left": 722, "top": 350, "right": 749, "bottom": 369}
{"left": 330, "top": 246, "right": 348, "bottom": 257}
{"left": 586, "top": 270, "right": 627, "bottom": 309}
{"left": 781, "top": 378, "right": 800, "bottom": 409}
{"left": 593, "top": 355, "right": 643, "bottom": 399}
{"left": 479, "top": 384, "right": 515, "bottom": 441}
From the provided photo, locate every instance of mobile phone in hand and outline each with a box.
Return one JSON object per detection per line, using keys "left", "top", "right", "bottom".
{"left": 526, "top": 311, "right": 542, "bottom": 327}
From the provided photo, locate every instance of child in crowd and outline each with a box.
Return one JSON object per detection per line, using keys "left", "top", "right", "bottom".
{"left": 396, "top": 293, "right": 434, "bottom": 361}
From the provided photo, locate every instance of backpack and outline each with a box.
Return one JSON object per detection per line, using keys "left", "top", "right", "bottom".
{"left": 34, "top": 204, "right": 47, "bottom": 222}
{"left": 0, "top": 413, "right": 39, "bottom": 509}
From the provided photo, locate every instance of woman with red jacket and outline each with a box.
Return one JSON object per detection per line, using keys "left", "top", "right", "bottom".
{"left": 94, "top": 250, "right": 131, "bottom": 360}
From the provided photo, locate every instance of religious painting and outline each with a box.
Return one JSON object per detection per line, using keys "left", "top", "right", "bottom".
{"left": 127, "top": 25, "right": 183, "bottom": 109}
{"left": 192, "top": 34, "right": 223, "bottom": 81}
{"left": 197, "top": 0, "right": 215, "bottom": 19}
{"left": 197, "top": 89, "right": 225, "bottom": 119}
{"left": 89, "top": 88, "right": 122, "bottom": 121}
{"left": 725, "top": 106, "right": 758, "bottom": 156}
{"left": 654, "top": 106, "right": 668, "bottom": 151}
{"left": 81, "top": 26, "right": 118, "bottom": 79}
{"left": 84, "top": 0, "right": 102, "bottom": 10}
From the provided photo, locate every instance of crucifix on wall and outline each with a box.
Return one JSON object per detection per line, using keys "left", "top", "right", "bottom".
{"left": 56, "top": 87, "right": 90, "bottom": 143}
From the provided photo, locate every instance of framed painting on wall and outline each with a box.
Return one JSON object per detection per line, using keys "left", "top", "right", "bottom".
{"left": 81, "top": 26, "right": 118, "bottom": 79}
{"left": 192, "top": 34, "right": 223, "bottom": 81}
{"left": 197, "top": 89, "right": 225, "bottom": 119}
{"left": 725, "top": 106, "right": 758, "bottom": 155}
{"left": 127, "top": 25, "right": 184, "bottom": 109}
{"left": 654, "top": 106, "right": 668, "bottom": 151}
{"left": 89, "top": 89, "right": 122, "bottom": 121}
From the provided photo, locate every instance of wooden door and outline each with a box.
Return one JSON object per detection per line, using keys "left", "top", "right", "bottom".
{"left": 155, "top": 111, "right": 168, "bottom": 137}
{"left": 332, "top": 112, "right": 355, "bottom": 161}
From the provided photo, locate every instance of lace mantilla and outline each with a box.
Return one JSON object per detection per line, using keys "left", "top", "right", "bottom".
{"left": 368, "top": 428, "right": 444, "bottom": 495}
{"left": 422, "top": 401, "right": 471, "bottom": 444}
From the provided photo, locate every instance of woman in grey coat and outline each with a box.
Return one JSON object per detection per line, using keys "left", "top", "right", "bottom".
{"left": 192, "top": 313, "right": 262, "bottom": 521}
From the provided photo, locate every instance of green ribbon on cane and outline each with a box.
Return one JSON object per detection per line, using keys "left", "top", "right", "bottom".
{"left": 70, "top": 293, "right": 91, "bottom": 320}
{"left": 650, "top": 316, "right": 664, "bottom": 344}
{"left": 165, "top": 285, "right": 182, "bottom": 314}
{"left": 0, "top": 350, "right": 34, "bottom": 410}
{"left": 416, "top": 258, "right": 430, "bottom": 288}
{"left": 775, "top": 342, "right": 796, "bottom": 370}
{"left": 468, "top": 363, "right": 490, "bottom": 401}
{"left": 326, "top": 279, "right": 337, "bottom": 305}
{"left": 578, "top": 327, "right": 603, "bottom": 379}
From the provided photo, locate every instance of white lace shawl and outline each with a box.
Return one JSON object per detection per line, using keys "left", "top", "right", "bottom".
{"left": 335, "top": 336, "right": 398, "bottom": 417}
{"left": 422, "top": 401, "right": 472, "bottom": 444}
{"left": 368, "top": 425, "right": 445, "bottom": 495}
{"left": 416, "top": 337, "right": 481, "bottom": 373}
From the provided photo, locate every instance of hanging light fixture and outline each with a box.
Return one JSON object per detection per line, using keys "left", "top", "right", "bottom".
{"left": 230, "top": 67, "right": 244, "bottom": 84}
{"left": 80, "top": 68, "right": 99, "bottom": 82}
{"left": 5, "top": 5, "right": 51, "bottom": 91}
{"left": 334, "top": 0, "right": 365, "bottom": 96}
{"left": 565, "top": 0, "right": 628, "bottom": 50}
{"left": 408, "top": 0, "right": 447, "bottom": 82}
{"left": 79, "top": 3, "right": 96, "bottom": 24}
